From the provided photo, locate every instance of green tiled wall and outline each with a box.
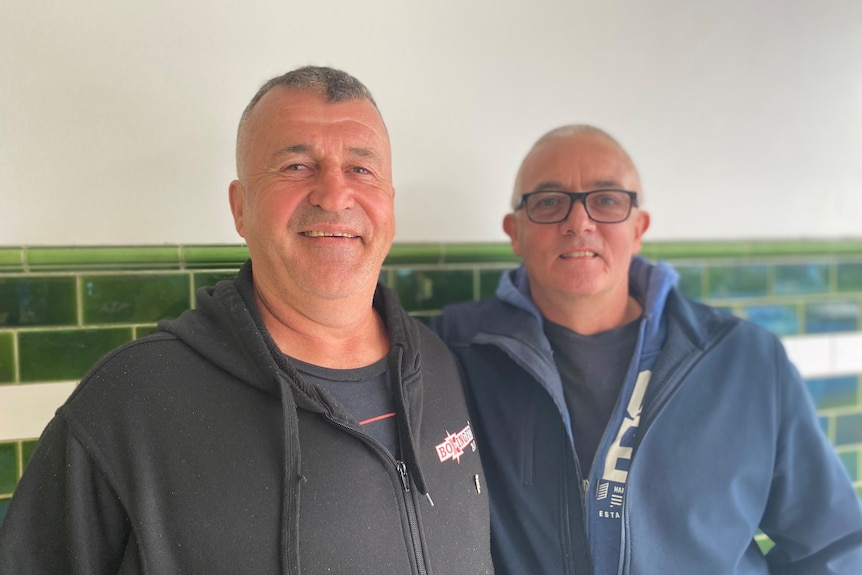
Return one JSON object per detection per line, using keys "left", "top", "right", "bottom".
{"left": 1, "top": 241, "right": 862, "bottom": 518}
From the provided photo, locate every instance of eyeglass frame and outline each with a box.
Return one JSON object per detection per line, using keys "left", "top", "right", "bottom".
{"left": 515, "top": 189, "right": 640, "bottom": 224}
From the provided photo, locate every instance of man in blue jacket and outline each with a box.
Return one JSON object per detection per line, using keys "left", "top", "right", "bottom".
{"left": 433, "top": 124, "right": 862, "bottom": 574}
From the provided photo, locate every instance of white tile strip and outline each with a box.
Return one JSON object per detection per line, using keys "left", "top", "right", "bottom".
{"left": 783, "top": 332, "right": 862, "bottom": 379}
{"left": 0, "top": 382, "right": 76, "bottom": 441}
{"left": 834, "top": 333, "right": 862, "bottom": 376}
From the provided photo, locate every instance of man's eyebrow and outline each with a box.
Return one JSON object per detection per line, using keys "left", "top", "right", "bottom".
{"left": 591, "top": 179, "right": 623, "bottom": 189}
{"left": 531, "top": 179, "right": 623, "bottom": 192}
{"left": 348, "top": 146, "right": 382, "bottom": 161}
{"left": 273, "top": 144, "right": 309, "bottom": 157}
{"left": 532, "top": 181, "right": 567, "bottom": 192}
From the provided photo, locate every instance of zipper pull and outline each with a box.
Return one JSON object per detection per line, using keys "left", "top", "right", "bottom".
{"left": 582, "top": 479, "right": 590, "bottom": 498}
{"left": 396, "top": 460, "right": 411, "bottom": 493}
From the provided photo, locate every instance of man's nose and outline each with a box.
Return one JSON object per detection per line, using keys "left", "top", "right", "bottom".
{"left": 308, "top": 166, "right": 355, "bottom": 212}
{"left": 561, "top": 198, "right": 595, "bottom": 233}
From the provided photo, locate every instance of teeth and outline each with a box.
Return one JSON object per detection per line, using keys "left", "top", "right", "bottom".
{"left": 303, "top": 231, "right": 357, "bottom": 238}
{"left": 561, "top": 251, "right": 596, "bottom": 258}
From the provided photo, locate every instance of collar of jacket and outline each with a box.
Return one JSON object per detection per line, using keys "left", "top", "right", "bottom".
{"left": 496, "top": 256, "right": 678, "bottom": 357}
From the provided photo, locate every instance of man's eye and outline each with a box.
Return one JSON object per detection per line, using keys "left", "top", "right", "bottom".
{"left": 283, "top": 164, "right": 306, "bottom": 171}
{"left": 593, "top": 193, "right": 620, "bottom": 206}
{"left": 352, "top": 166, "right": 370, "bottom": 175}
{"left": 535, "top": 196, "right": 561, "bottom": 208}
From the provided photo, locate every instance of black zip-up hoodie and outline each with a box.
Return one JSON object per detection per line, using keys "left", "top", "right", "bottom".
{"left": 0, "top": 261, "right": 493, "bottom": 574}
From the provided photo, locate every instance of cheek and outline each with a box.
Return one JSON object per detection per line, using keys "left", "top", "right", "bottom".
{"left": 520, "top": 228, "right": 553, "bottom": 254}
{"left": 364, "top": 197, "right": 396, "bottom": 231}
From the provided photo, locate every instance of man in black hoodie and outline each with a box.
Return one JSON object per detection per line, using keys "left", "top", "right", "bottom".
{"left": 0, "top": 66, "right": 493, "bottom": 575}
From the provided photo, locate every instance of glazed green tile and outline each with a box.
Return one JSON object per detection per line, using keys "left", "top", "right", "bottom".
{"left": 26, "top": 246, "right": 181, "bottom": 271}
{"left": 440, "top": 244, "right": 520, "bottom": 264}
{"left": 0, "top": 276, "right": 77, "bottom": 327}
{"left": 744, "top": 305, "right": 799, "bottom": 336}
{"left": 182, "top": 245, "right": 248, "bottom": 269}
{"left": 479, "top": 268, "right": 511, "bottom": 299}
{"left": 377, "top": 269, "right": 392, "bottom": 288}
{"left": 193, "top": 271, "right": 238, "bottom": 292}
{"left": 835, "top": 413, "right": 862, "bottom": 446}
{"left": 644, "top": 240, "right": 862, "bottom": 260}
{"left": 839, "top": 450, "right": 859, "bottom": 482}
{"left": 773, "top": 264, "right": 829, "bottom": 295}
{"left": 0, "top": 332, "right": 13, "bottom": 383}
{"left": 673, "top": 265, "right": 704, "bottom": 300}
{"left": 21, "top": 440, "right": 37, "bottom": 471}
{"left": 18, "top": 328, "right": 133, "bottom": 382}
{"left": 755, "top": 534, "right": 775, "bottom": 554}
{"left": 837, "top": 263, "right": 862, "bottom": 293}
{"left": 817, "top": 415, "right": 830, "bottom": 439}
{"left": 0, "top": 443, "right": 17, "bottom": 493}
{"left": 805, "top": 301, "right": 859, "bottom": 334}
{"left": 707, "top": 265, "right": 769, "bottom": 299}
{"left": 385, "top": 244, "right": 446, "bottom": 265}
{"left": 0, "top": 248, "right": 24, "bottom": 273}
{"left": 82, "top": 274, "right": 190, "bottom": 325}
{"left": 135, "top": 325, "right": 160, "bottom": 339}
{"left": 391, "top": 269, "right": 473, "bottom": 312}
{"left": 806, "top": 377, "right": 859, "bottom": 410}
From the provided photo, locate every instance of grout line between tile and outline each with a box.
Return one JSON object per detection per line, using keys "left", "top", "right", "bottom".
{"left": 12, "top": 331, "right": 19, "bottom": 384}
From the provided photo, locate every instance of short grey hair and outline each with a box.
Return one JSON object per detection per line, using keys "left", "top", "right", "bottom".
{"left": 236, "top": 66, "right": 380, "bottom": 179}
{"left": 240, "top": 66, "right": 378, "bottom": 125}
{"left": 510, "top": 124, "right": 638, "bottom": 211}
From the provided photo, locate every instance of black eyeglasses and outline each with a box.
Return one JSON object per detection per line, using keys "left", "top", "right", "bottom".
{"left": 516, "top": 189, "right": 639, "bottom": 224}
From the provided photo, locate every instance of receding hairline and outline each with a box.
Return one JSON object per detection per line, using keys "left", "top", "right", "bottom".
{"left": 235, "top": 66, "right": 383, "bottom": 180}
{"left": 510, "top": 124, "right": 642, "bottom": 211}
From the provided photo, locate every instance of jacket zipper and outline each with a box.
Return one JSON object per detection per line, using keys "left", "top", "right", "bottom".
{"left": 326, "top": 415, "right": 429, "bottom": 575}
{"left": 561, "top": 442, "right": 586, "bottom": 575}
{"left": 397, "top": 460, "right": 429, "bottom": 575}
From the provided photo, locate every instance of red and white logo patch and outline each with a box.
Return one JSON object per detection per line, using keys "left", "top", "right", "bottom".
{"left": 435, "top": 423, "right": 475, "bottom": 463}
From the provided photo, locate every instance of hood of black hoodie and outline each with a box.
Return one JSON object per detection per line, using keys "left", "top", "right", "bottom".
{"left": 157, "top": 259, "right": 423, "bottom": 408}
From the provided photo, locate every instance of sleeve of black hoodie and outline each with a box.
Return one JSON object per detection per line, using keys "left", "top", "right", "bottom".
{"left": 0, "top": 412, "right": 133, "bottom": 574}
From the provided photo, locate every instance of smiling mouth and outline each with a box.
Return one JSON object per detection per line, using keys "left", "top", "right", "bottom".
{"left": 561, "top": 250, "right": 597, "bottom": 258}
{"left": 301, "top": 231, "right": 358, "bottom": 238}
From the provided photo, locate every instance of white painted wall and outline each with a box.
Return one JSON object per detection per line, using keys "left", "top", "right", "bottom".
{"left": 2, "top": 0, "right": 860, "bottom": 246}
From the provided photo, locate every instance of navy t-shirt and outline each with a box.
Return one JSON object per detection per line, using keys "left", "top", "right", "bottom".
{"left": 543, "top": 317, "right": 640, "bottom": 475}
{"left": 291, "top": 356, "right": 399, "bottom": 458}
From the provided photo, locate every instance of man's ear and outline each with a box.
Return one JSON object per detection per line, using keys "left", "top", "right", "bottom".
{"left": 503, "top": 213, "right": 522, "bottom": 256}
{"left": 228, "top": 180, "right": 246, "bottom": 239}
{"left": 631, "top": 210, "right": 651, "bottom": 254}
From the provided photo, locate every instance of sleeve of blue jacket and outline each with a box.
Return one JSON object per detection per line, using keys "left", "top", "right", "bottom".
{"left": 759, "top": 341, "right": 862, "bottom": 574}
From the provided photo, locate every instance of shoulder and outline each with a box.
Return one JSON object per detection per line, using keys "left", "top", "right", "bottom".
{"left": 666, "top": 289, "right": 781, "bottom": 347}
{"left": 431, "top": 297, "right": 514, "bottom": 346}
{"left": 62, "top": 331, "right": 191, "bottom": 414}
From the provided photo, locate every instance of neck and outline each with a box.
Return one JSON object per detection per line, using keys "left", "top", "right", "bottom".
{"left": 537, "top": 291, "right": 642, "bottom": 336}
{"left": 254, "top": 284, "right": 390, "bottom": 369}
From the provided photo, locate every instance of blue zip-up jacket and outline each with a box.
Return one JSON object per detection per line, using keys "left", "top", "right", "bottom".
{"left": 433, "top": 256, "right": 862, "bottom": 574}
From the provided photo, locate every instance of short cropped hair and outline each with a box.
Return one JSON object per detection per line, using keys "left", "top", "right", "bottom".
{"left": 241, "top": 66, "right": 378, "bottom": 126}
